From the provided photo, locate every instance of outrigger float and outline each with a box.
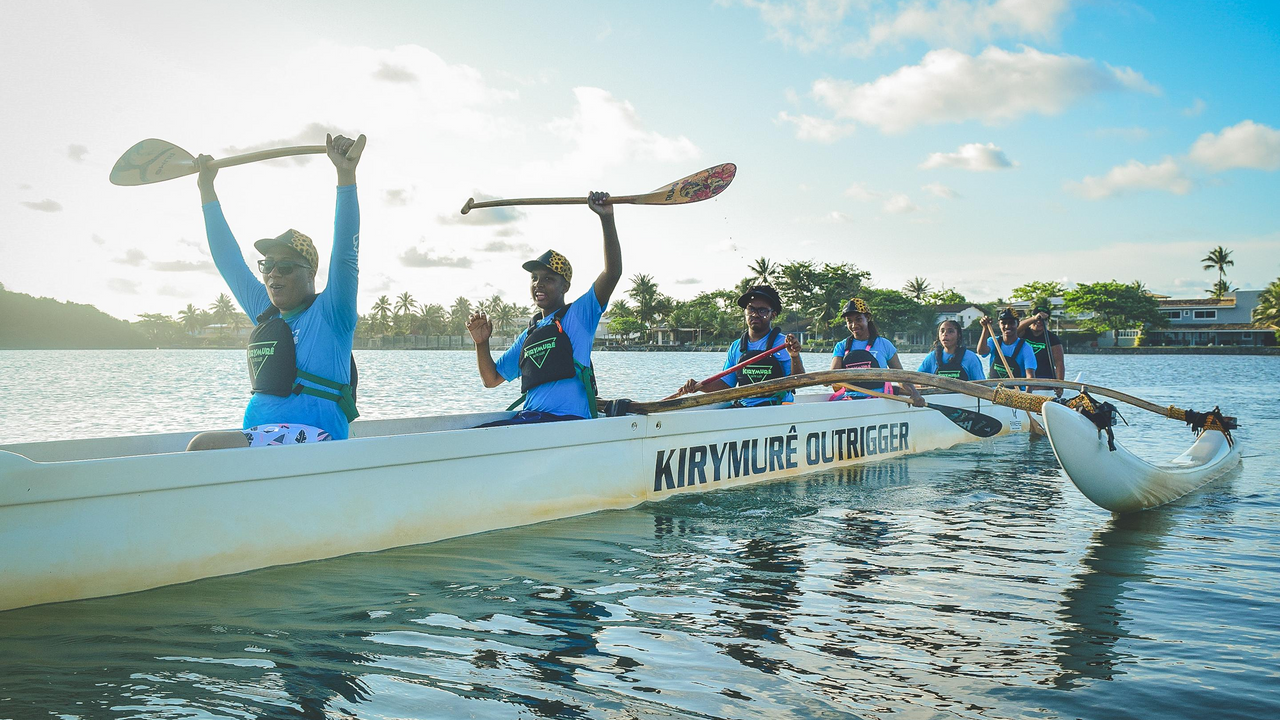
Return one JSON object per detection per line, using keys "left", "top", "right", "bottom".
{"left": 0, "top": 370, "right": 1238, "bottom": 612}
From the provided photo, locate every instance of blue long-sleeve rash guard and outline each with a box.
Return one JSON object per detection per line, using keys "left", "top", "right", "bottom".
{"left": 202, "top": 184, "right": 359, "bottom": 439}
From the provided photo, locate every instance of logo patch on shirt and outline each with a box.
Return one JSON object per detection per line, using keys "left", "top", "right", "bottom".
{"left": 247, "top": 341, "right": 276, "bottom": 376}
{"left": 742, "top": 364, "right": 774, "bottom": 383}
{"left": 523, "top": 337, "right": 558, "bottom": 368}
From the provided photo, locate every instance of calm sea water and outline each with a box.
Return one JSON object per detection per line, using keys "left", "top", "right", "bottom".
{"left": 1, "top": 350, "right": 1277, "bottom": 719}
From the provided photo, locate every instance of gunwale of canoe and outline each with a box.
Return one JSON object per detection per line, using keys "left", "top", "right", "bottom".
{"left": 0, "top": 393, "right": 1030, "bottom": 612}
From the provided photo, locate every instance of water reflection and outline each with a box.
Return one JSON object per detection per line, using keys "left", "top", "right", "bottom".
{"left": 1050, "top": 510, "right": 1176, "bottom": 688}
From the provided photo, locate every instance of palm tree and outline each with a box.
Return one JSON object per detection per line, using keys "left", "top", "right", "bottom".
{"left": 491, "top": 300, "right": 521, "bottom": 335}
{"left": 1201, "top": 246, "right": 1234, "bottom": 284}
{"left": 394, "top": 291, "right": 416, "bottom": 317}
{"left": 208, "top": 293, "right": 235, "bottom": 339}
{"left": 229, "top": 311, "right": 250, "bottom": 337}
{"left": 417, "top": 302, "right": 447, "bottom": 335}
{"left": 370, "top": 295, "right": 392, "bottom": 336}
{"left": 1252, "top": 278, "right": 1280, "bottom": 330}
{"left": 747, "top": 257, "right": 776, "bottom": 286}
{"left": 626, "top": 273, "right": 664, "bottom": 342}
{"left": 448, "top": 297, "right": 473, "bottom": 334}
{"left": 178, "top": 303, "right": 204, "bottom": 335}
{"left": 903, "top": 276, "right": 931, "bottom": 301}
{"left": 1206, "top": 278, "right": 1236, "bottom": 299}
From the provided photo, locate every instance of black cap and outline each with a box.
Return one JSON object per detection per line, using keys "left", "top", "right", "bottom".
{"left": 736, "top": 285, "right": 782, "bottom": 314}
{"left": 998, "top": 308, "right": 1019, "bottom": 323}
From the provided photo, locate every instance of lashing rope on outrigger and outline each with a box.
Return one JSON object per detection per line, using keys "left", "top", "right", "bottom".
{"left": 1065, "top": 390, "right": 1127, "bottom": 451}
{"left": 1177, "top": 406, "right": 1237, "bottom": 447}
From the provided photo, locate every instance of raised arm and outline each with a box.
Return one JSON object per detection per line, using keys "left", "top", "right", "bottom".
{"left": 323, "top": 134, "right": 365, "bottom": 334}
{"left": 976, "top": 317, "right": 992, "bottom": 356}
{"left": 587, "top": 192, "right": 622, "bottom": 306}
{"left": 196, "top": 155, "right": 268, "bottom": 319}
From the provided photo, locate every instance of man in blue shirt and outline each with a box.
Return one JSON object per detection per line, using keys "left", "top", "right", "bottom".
{"left": 186, "top": 133, "right": 365, "bottom": 451}
{"left": 467, "top": 192, "right": 622, "bottom": 423}
{"left": 677, "top": 285, "right": 806, "bottom": 407}
{"left": 978, "top": 310, "right": 1038, "bottom": 381}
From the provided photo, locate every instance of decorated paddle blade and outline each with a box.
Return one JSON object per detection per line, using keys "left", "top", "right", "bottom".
{"left": 640, "top": 162, "right": 736, "bottom": 205}
{"left": 109, "top": 139, "right": 198, "bottom": 186}
{"left": 930, "top": 403, "right": 1003, "bottom": 438}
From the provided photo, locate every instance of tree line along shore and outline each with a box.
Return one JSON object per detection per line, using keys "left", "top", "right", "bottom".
{"left": 3, "top": 249, "right": 1278, "bottom": 351}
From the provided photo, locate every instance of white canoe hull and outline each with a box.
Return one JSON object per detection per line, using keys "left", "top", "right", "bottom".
{"left": 0, "top": 394, "right": 1031, "bottom": 612}
{"left": 1041, "top": 401, "right": 1241, "bottom": 514}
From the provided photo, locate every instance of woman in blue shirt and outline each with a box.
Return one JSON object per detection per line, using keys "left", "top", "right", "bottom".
{"left": 916, "top": 319, "right": 985, "bottom": 380}
{"left": 830, "top": 298, "right": 924, "bottom": 405}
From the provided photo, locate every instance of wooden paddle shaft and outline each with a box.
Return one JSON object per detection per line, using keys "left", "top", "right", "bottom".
{"left": 627, "top": 369, "right": 1024, "bottom": 414}
{"left": 209, "top": 145, "right": 327, "bottom": 170}
{"left": 661, "top": 345, "right": 788, "bottom": 400}
{"left": 835, "top": 383, "right": 913, "bottom": 406}
{"left": 462, "top": 194, "right": 646, "bottom": 214}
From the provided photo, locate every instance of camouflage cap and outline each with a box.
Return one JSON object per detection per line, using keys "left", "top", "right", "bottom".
{"left": 254, "top": 229, "right": 319, "bottom": 276}
{"left": 522, "top": 249, "right": 572, "bottom": 284}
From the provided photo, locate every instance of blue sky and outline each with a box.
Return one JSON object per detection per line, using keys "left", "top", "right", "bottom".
{"left": 2, "top": 0, "right": 1277, "bottom": 319}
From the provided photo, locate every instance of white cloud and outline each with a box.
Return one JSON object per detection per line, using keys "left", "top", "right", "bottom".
{"left": 1182, "top": 98, "right": 1206, "bottom": 117}
{"left": 440, "top": 193, "right": 526, "bottom": 225}
{"left": 107, "top": 278, "right": 140, "bottom": 295}
{"left": 845, "top": 182, "right": 919, "bottom": 213}
{"left": 151, "top": 260, "right": 217, "bottom": 274}
{"left": 1065, "top": 157, "right": 1192, "bottom": 199}
{"left": 674, "top": 278, "right": 701, "bottom": 285}
{"left": 400, "top": 247, "right": 473, "bottom": 268}
{"left": 547, "top": 87, "right": 701, "bottom": 170}
{"left": 726, "top": 0, "right": 1074, "bottom": 55}
{"left": 114, "top": 248, "right": 147, "bottom": 266}
{"left": 775, "top": 111, "right": 856, "bottom": 142}
{"left": 883, "top": 193, "right": 919, "bottom": 214}
{"left": 920, "top": 142, "right": 1015, "bottom": 170}
{"left": 855, "top": 0, "right": 1074, "bottom": 55}
{"left": 1093, "top": 126, "right": 1150, "bottom": 141}
{"left": 812, "top": 46, "right": 1159, "bottom": 133}
{"left": 372, "top": 62, "right": 418, "bottom": 83}
{"left": 384, "top": 188, "right": 411, "bottom": 206}
{"left": 1187, "top": 120, "right": 1280, "bottom": 172}
{"left": 922, "top": 182, "right": 960, "bottom": 199}
{"left": 479, "top": 239, "right": 535, "bottom": 254}
{"left": 67, "top": 144, "right": 88, "bottom": 162}
{"left": 21, "top": 198, "right": 62, "bottom": 212}
{"left": 91, "top": 234, "right": 106, "bottom": 246}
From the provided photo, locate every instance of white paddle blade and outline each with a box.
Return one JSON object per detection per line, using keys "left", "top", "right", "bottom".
{"left": 109, "top": 139, "right": 197, "bottom": 186}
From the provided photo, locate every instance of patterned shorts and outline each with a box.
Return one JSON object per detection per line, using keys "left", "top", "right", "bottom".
{"left": 242, "top": 423, "right": 332, "bottom": 447}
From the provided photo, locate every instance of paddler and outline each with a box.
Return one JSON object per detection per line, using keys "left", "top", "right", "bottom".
{"left": 1017, "top": 303, "right": 1065, "bottom": 395}
{"left": 185, "top": 133, "right": 365, "bottom": 451}
{"left": 978, "top": 308, "right": 1037, "bottom": 381}
{"left": 830, "top": 298, "right": 925, "bottom": 406}
{"left": 916, "top": 319, "right": 985, "bottom": 380}
{"left": 677, "top": 285, "right": 806, "bottom": 407}
{"left": 466, "top": 192, "right": 621, "bottom": 424}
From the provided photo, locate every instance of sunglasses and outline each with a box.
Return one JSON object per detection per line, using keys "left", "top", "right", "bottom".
{"left": 258, "top": 258, "right": 312, "bottom": 276}
{"left": 745, "top": 306, "right": 774, "bottom": 317}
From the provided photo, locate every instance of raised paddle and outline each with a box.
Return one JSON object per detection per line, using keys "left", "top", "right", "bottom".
{"left": 833, "top": 383, "right": 1003, "bottom": 438}
{"left": 461, "top": 163, "right": 737, "bottom": 214}
{"left": 110, "top": 139, "right": 327, "bottom": 186}
{"left": 662, "top": 343, "right": 784, "bottom": 401}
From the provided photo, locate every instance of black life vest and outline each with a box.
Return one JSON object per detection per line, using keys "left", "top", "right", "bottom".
{"left": 987, "top": 337, "right": 1027, "bottom": 379}
{"left": 933, "top": 346, "right": 971, "bottom": 381}
{"left": 511, "top": 304, "right": 598, "bottom": 418}
{"left": 841, "top": 336, "right": 892, "bottom": 393}
{"left": 1021, "top": 330, "right": 1060, "bottom": 379}
{"left": 246, "top": 305, "right": 359, "bottom": 422}
{"left": 735, "top": 329, "right": 787, "bottom": 385}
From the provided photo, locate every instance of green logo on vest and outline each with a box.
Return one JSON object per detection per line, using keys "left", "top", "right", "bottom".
{"left": 523, "top": 337, "right": 557, "bottom": 368}
{"left": 742, "top": 364, "right": 773, "bottom": 383}
{"left": 248, "top": 341, "right": 276, "bottom": 377}
{"left": 1027, "top": 340, "right": 1046, "bottom": 354}
{"left": 938, "top": 370, "right": 962, "bottom": 379}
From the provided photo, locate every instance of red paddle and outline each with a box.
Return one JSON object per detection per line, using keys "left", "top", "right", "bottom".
{"left": 663, "top": 345, "right": 785, "bottom": 400}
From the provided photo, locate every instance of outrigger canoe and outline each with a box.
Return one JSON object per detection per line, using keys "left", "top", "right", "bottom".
{"left": 1041, "top": 400, "right": 1241, "bottom": 514}
{"left": 0, "top": 386, "right": 1032, "bottom": 613}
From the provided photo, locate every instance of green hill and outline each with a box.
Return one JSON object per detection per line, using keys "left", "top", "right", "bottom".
{"left": 0, "top": 283, "right": 148, "bottom": 349}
